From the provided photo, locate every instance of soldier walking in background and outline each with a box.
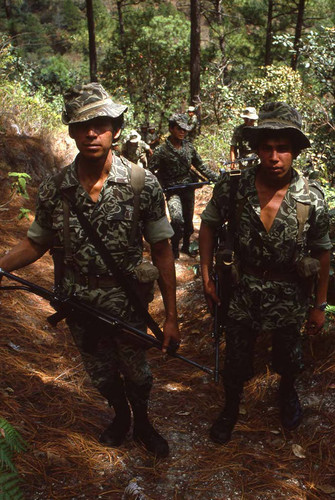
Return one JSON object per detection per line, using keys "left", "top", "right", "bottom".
{"left": 122, "top": 129, "right": 152, "bottom": 168}
{"left": 230, "top": 106, "right": 258, "bottom": 168}
{"left": 200, "top": 102, "right": 331, "bottom": 444}
{"left": 187, "top": 105, "right": 199, "bottom": 142}
{"left": 0, "top": 83, "right": 180, "bottom": 458}
{"left": 146, "top": 123, "right": 160, "bottom": 150}
{"left": 149, "top": 113, "right": 219, "bottom": 259}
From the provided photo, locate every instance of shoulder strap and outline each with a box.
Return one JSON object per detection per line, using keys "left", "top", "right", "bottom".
{"left": 296, "top": 176, "right": 310, "bottom": 247}
{"left": 128, "top": 162, "right": 146, "bottom": 246}
{"left": 225, "top": 171, "right": 242, "bottom": 252}
{"left": 53, "top": 165, "right": 73, "bottom": 264}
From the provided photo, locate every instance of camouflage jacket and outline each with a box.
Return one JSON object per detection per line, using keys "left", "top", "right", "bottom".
{"left": 121, "top": 140, "right": 149, "bottom": 164}
{"left": 188, "top": 114, "right": 199, "bottom": 140}
{"left": 149, "top": 137, "right": 218, "bottom": 188}
{"left": 201, "top": 166, "right": 332, "bottom": 330}
{"left": 146, "top": 131, "right": 160, "bottom": 149}
{"left": 231, "top": 123, "right": 253, "bottom": 158}
{"left": 27, "top": 154, "right": 173, "bottom": 321}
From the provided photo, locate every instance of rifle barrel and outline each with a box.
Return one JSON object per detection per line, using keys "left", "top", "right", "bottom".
{"left": 163, "top": 181, "right": 210, "bottom": 192}
{"left": 0, "top": 269, "right": 213, "bottom": 376}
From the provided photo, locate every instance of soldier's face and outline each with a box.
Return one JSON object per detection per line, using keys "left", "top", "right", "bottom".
{"left": 169, "top": 124, "right": 187, "bottom": 140}
{"left": 69, "top": 117, "right": 116, "bottom": 159}
{"left": 257, "top": 136, "right": 295, "bottom": 180}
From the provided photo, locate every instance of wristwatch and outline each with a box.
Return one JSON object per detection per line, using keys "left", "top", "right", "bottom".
{"left": 314, "top": 302, "right": 328, "bottom": 311}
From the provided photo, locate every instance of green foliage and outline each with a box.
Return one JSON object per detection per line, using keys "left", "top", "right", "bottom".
{"left": 0, "top": 417, "right": 27, "bottom": 500}
{"left": 272, "top": 27, "right": 335, "bottom": 179}
{"left": 236, "top": 64, "right": 304, "bottom": 108}
{"left": 0, "top": 35, "right": 63, "bottom": 135}
{"left": 32, "top": 55, "right": 80, "bottom": 95}
{"left": 0, "top": 173, "right": 31, "bottom": 220}
{"left": 8, "top": 172, "right": 31, "bottom": 200}
{"left": 101, "top": 3, "right": 190, "bottom": 126}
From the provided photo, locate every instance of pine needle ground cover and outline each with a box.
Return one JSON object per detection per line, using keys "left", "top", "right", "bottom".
{"left": 0, "top": 180, "right": 334, "bottom": 499}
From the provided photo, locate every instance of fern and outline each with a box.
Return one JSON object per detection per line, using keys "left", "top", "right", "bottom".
{"left": 0, "top": 418, "right": 27, "bottom": 500}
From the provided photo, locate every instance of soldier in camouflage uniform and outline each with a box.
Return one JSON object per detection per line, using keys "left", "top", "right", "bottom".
{"left": 200, "top": 102, "right": 331, "bottom": 444}
{"left": 187, "top": 106, "right": 199, "bottom": 142}
{"left": 230, "top": 106, "right": 258, "bottom": 168}
{"left": 121, "top": 129, "right": 152, "bottom": 168}
{"left": 0, "top": 83, "right": 180, "bottom": 459}
{"left": 149, "top": 113, "right": 219, "bottom": 258}
{"left": 146, "top": 123, "right": 160, "bottom": 150}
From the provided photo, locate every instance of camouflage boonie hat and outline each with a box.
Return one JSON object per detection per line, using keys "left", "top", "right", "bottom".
{"left": 169, "top": 113, "right": 192, "bottom": 131}
{"left": 62, "top": 83, "right": 128, "bottom": 125}
{"left": 244, "top": 101, "right": 310, "bottom": 149}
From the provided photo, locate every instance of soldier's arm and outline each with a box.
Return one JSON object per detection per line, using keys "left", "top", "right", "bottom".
{"left": 151, "top": 238, "right": 180, "bottom": 352}
{"left": 192, "top": 148, "right": 219, "bottom": 182}
{"left": 199, "top": 222, "right": 220, "bottom": 314}
{"left": 306, "top": 249, "right": 331, "bottom": 335}
{"left": 0, "top": 237, "right": 49, "bottom": 281}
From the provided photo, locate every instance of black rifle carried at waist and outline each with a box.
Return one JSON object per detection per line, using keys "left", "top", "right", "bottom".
{"left": 212, "top": 168, "right": 241, "bottom": 383}
{"left": 163, "top": 181, "right": 210, "bottom": 193}
{"left": 0, "top": 268, "right": 213, "bottom": 375}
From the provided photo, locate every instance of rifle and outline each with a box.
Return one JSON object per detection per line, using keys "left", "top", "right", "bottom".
{"left": 0, "top": 269, "right": 213, "bottom": 376}
{"left": 220, "top": 154, "right": 258, "bottom": 167}
{"left": 163, "top": 181, "right": 210, "bottom": 193}
{"left": 211, "top": 168, "right": 241, "bottom": 383}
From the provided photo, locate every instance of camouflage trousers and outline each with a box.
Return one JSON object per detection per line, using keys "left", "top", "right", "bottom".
{"left": 222, "top": 318, "right": 304, "bottom": 386}
{"left": 166, "top": 188, "right": 195, "bottom": 245}
{"left": 67, "top": 316, "right": 153, "bottom": 402}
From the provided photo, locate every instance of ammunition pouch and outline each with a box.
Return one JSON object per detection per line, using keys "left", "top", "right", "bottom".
{"left": 296, "top": 256, "right": 320, "bottom": 279}
{"left": 296, "top": 256, "right": 320, "bottom": 297}
{"left": 133, "top": 261, "right": 159, "bottom": 303}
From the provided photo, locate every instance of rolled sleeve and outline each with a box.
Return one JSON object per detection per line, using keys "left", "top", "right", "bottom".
{"left": 309, "top": 233, "right": 333, "bottom": 252}
{"left": 201, "top": 200, "right": 222, "bottom": 227}
{"left": 143, "top": 215, "right": 174, "bottom": 244}
{"left": 27, "top": 220, "right": 55, "bottom": 246}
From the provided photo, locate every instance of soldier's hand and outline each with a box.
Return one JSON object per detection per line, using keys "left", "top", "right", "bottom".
{"left": 305, "top": 308, "right": 325, "bottom": 335}
{"left": 162, "top": 317, "right": 180, "bottom": 354}
{"left": 203, "top": 277, "right": 220, "bottom": 315}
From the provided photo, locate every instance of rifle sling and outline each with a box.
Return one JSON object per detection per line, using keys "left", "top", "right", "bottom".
{"left": 60, "top": 188, "right": 165, "bottom": 344}
{"left": 225, "top": 172, "right": 241, "bottom": 252}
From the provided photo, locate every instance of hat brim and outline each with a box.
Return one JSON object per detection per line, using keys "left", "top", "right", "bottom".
{"left": 62, "top": 102, "right": 128, "bottom": 125}
{"left": 240, "top": 113, "right": 258, "bottom": 120}
{"left": 175, "top": 122, "right": 192, "bottom": 132}
{"left": 244, "top": 124, "right": 311, "bottom": 149}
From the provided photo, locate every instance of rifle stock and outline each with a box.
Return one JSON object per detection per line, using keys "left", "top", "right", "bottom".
{"left": 0, "top": 269, "right": 213, "bottom": 376}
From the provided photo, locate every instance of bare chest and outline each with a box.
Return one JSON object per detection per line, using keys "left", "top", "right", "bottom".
{"left": 257, "top": 186, "right": 289, "bottom": 232}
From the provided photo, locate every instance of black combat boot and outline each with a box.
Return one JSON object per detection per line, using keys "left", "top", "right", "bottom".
{"left": 279, "top": 376, "right": 302, "bottom": 431}
{"left": 180, "top": 237, "right": 198, "bottom": 257}
{"left": 99, "top": 375, "right": 131, "bottom": 447}
{"left": 125, "top": 380, "right": 169, "bottom": 458}
{"left": 172, "top": 244, "right": 180, "bottom": 259}
{"left": 171, "top": 234, "right": 181, "bottom": 259}
{"left": 210, "top": 384, "right": 243, "bottom": 445}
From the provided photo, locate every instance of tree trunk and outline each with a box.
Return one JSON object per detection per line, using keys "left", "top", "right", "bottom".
{"left": 116, "top": 0, "right": 134, "bottom": 101}
{"left": 264, "top": 0, "right": 273, "bottom": 66}
{"left": 86, "top": 0, "right": 98, "bottom": 82}
{"left": 215, "top": 0, "right": 228, "bottom": 82}
{"left": 3, "top": 0, "right": 12, "bottom": 19}
{"left": 291, "top": 0, "right": 305, "bottom": 70}
{"left": 190, "top": 0, "right": 201, "bottom": 123}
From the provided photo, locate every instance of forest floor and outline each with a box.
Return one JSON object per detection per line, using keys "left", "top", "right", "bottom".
{"left": 0, "top": 135, "right": 335, "bottom": 500}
